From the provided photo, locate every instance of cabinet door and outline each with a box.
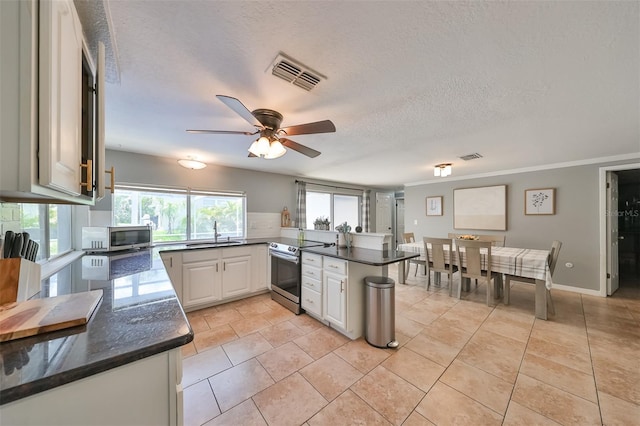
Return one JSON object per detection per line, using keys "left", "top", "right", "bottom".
{"left": 182, "top": 260, "right": 221, "bottom": 308}
{"left": 222, "top": 255, "right": 252, "bottom": 299}
{"left": 39, "top": 0, "right": 84, "bottom": 195}
{"left": 160, "top": 253, "right": 183, "bottom": 301}
{"left": 251, "top": 245, "right": 268, "bottom": 292}
{"left": 323, "top": 272, "right": 347, "bottom": 329}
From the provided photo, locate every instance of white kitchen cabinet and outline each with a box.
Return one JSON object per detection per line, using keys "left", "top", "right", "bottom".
{"left": 162, "top": 244, "right": 268, "bottom": 312}
{"left": 301, "top": 252, "right": 323, "bottom": 317}
{"left": 1, "top": 348, "right": 183, "bottom": 426}
{"left": 38, "top": 0, "right": 83, "bottom": 195}
{"left": 182, "top": 249, "right": 222, "bottom": 309}
{"left": 221, "top": 249, "right": 252, "bottom": 299}
{"left": 0, "top": 0, "right": 106, "bottom": 204}
{"left": 318, "top": 255, "right": 375, "bottom": 340}
{"left": 251, "top": 245, "right": 268, "bottom": 292}
{"left": 323, "top": 258, "right": 348, "bottom": 330}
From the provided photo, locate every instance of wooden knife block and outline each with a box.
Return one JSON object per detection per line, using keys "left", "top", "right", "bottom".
{"left": 0, "top": 258, "right": 42, "bottom": 305}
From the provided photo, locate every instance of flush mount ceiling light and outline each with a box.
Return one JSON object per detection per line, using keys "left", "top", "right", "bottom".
{"left": 177, "top": 158, "right": 207, "bottom": 170}
{"left": 434, "top": 163, "right": 453, "bottom": 177}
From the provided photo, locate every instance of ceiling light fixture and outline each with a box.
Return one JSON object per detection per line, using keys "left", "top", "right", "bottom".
{"left": 434, "top": 163, "right": 452, "bottom": 177}
{"left": 177, "top": 158, "right": 207, "bottom": 170}
{"left": 248, "top": 135, "right": 286, "bottom": 159}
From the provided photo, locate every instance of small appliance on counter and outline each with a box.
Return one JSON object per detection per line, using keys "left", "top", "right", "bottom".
{"left": 82, "top": 225, "right": 152, "bottom": 253}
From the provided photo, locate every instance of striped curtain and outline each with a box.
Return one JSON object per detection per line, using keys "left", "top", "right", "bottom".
{"left": 362, "top": 189, "right": 371, "bottom": 232}
{"left": 296, "top": 181, "right": 307, "bottom": 229}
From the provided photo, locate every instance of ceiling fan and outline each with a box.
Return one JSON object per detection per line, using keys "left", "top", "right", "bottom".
{"left": 187, "top": 95, "right": 336, "bottom": 159}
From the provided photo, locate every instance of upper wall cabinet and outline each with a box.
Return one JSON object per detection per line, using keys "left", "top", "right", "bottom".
{"left": 39, "top": 0, "right": 84, "bottom": 195}
{"left": 0, "top": 0, "right": 107, "bottom": 205}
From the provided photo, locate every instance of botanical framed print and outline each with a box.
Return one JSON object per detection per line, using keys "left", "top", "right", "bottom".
{"left": 525, "top": 188, "right": 555, "bottom": 215}
{"left": 426, "top": 196, "right": 443, "bottom": 216}
{"left": 453, "top": 185, "right": 507, "bottom": 230}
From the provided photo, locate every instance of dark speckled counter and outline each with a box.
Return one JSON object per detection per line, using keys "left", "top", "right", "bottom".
{"left": 301, "top": 245, "right": 420, "bottom": 265}
{"left": 0, "top": 247, "right": 193, "bottom": 405}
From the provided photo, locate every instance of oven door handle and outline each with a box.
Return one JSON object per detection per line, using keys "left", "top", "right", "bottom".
{"left": 270, "top": 250, "right": 299, "bottom": 264}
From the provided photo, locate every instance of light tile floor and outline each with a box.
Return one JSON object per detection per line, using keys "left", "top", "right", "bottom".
{"left": 181, "top": 264, "right": 640, "bottom": 425}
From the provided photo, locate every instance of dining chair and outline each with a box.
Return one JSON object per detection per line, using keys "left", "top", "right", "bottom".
{"left": 503, "top": 240, "right": 562, "bottom": 315}
{"left": 402, "top": 232, "right": 427, "bottom": 276}
{"left": 423, "top": 237, "right": 458, "bottom": 294}
{"left": 454, "top": 239, "right": 501, "bottom": 306}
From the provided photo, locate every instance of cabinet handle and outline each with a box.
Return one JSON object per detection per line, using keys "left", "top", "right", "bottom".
{"left": 80, "top": 159, "right": 93, "bottom": 189}
{"left": 223, "top": 262, "right": 226, "bottom": 271}
{"left": 170, "top": 257, "right": 173, "bottom": 268}
{"left": 330, "top": 265, "right": 338, "bottom": 269}
{"left": 216, "top": 263, "right": 219, "bottom": 272}
{"left": 105, "top": 166, "right": 115, "bottom": 194}
{"left": 340, "top": 280, "right": 344, "bottom": 292}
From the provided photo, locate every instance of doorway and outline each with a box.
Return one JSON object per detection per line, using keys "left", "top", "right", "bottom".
{"left": 617, "top": 170, "right": 640, "bottom": 292}
{"left": 601, "top": 164, "right": 640, "bottom": 297}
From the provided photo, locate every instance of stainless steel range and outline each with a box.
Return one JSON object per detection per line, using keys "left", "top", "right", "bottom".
{"left": 269, "top": 239, "right": 327, "bottom": 314}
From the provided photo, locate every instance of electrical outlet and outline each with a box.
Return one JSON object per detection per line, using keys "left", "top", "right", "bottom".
{"left": 413, "top": 219, "right": 418, "bottom": 225}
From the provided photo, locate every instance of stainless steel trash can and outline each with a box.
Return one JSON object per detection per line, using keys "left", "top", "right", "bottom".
{"left": 364, "top": 276, "right": 398, "bottom": 348}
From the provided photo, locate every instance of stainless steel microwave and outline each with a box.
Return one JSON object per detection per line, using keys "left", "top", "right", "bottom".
{"left": 82, "top": 226, "right": 152, "bottom": 252}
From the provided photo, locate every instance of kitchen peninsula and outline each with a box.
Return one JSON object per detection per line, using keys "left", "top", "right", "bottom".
{"left": 0, "top": 248, "right": 193, "bottom": 425}
{"left": 299, "top": 244, "right": 419, "bottom": 340}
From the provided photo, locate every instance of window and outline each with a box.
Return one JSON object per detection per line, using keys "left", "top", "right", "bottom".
{"left": 18, "top": 203, "right": 72, "bottom": 261}
{"left": 113, "top": 185, "right": 246, "bottom": 243}
{"left": 306, "top": 187, "right": 361, "bottom": 230}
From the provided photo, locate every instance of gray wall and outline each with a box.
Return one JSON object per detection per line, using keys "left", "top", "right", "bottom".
{"left": 99, "top": 150, "right": 390, "bottom": 229}
{"left": 404, "top": 159, "right": 639, "bottom": 292}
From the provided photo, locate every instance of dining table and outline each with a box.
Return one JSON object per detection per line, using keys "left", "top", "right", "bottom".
{"left": 398, "top": 241, "right": 553, "bottom": 320}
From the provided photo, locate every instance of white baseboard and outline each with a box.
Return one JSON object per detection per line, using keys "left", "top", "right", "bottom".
{"left": 551, "top": 282, "right": 603, "bottom": 297}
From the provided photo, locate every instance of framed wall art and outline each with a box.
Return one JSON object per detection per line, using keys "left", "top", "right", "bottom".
{"left": 525, "top": 188, "right": 555, "bottom": 215}
{"left": 426, "top": 196, "right": 443, "bottom": 216}
{"left": 453, "top": 185, "right": 507, "bottom": 230}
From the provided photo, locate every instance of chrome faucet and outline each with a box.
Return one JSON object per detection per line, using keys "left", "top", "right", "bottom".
{"left": 213, "top": 220, "right": 219, "bottom": 243}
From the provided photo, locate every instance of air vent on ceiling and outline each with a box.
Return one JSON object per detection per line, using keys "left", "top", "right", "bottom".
{"left": 459, "top": 153, "right": 483, "bottom": 161}
{"left": 270, "top": 53, "right": 325, "bottom": 91}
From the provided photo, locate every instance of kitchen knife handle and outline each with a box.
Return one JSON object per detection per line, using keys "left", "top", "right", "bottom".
{"left": 10, "top": 234, "right": 23, "bottom": 258}
{"left": 3, "top": 231, "right": 14, "bottom": 259}
{"left": 20, "top": 232, "right": 30, "bottom": 257}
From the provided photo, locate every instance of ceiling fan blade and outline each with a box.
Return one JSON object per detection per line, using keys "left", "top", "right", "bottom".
{"left": 280, "top": 120, "right": 336, "bottom": 136}
{"left": 186, "top": 129, "right": 258, "bottom": 135}
{"left": 216, "top": 95, "right": 263, "bottom": 128}
{"left": 281, "top": 138, "right": 321, "bottom": 158}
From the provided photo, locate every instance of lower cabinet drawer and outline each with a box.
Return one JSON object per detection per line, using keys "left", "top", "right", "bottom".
{"left": 301, "top": 276, "right": 322, "bottom": 293}
{"left": 301, "top": 287, "right": 322, "bottom": 317}
{"left": 301, "top": 264, "right": 322, "bottom": 280}
{"left": 324, "top": 257, "right": 347, "bottom": 275}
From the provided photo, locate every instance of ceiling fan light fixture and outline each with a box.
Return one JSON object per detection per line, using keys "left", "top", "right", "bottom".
{"left": 265, "top": 139, "right": 286, "bottom": 159}
{"left": 249, "top": 136, "right": 271, "bottom": 157}
{"left": 434, "top": 163, "right": 452, "bottom": 177}
{"left": 178, "top": 158, "right": 207, "bottom": 170}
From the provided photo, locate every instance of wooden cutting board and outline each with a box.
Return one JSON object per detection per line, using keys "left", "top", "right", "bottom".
{"left": 0, "top": 290, "right": 103, "bottom": 342}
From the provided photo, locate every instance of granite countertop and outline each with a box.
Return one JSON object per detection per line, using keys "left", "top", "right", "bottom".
{"left": 301, "top": 245, "right": 420, "bottom": 266}
{"left": 0, "top": 247, "right": 193, "bottom": 405}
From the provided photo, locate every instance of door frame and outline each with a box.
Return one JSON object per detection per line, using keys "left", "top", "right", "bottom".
{"left": 599, "top": 163, "right": 640, "bottom": 296}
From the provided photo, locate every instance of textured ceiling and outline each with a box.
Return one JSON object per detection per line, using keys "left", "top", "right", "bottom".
{"left": 81, "top": 0, "right": 639, "bottom": 188}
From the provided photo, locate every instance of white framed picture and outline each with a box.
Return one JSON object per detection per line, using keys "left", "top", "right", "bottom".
{"left": 525, "top": 188, "right": 555, "bottom": 215}
{"left": 426, "top": 196, "right": 443, "bottom": 216}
